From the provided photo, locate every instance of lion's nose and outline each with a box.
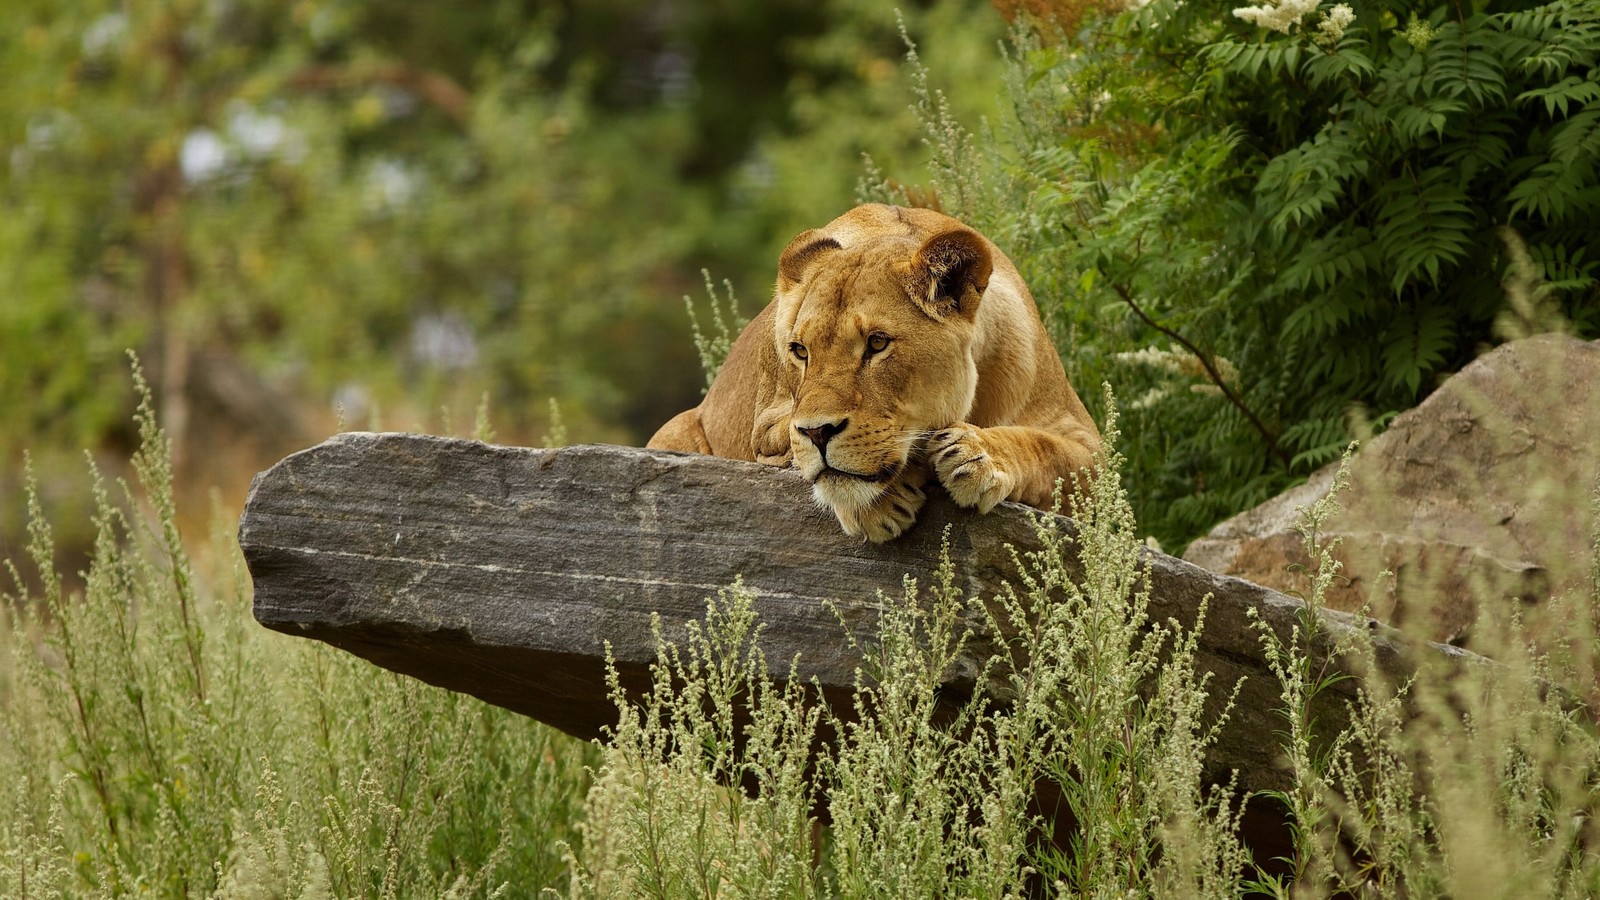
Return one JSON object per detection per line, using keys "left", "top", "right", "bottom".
{"left": 796, "top": 418, "right": 848, "bottom": 451}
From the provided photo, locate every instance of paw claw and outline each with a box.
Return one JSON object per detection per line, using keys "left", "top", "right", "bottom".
{"left": 932, "top": 427, "right": 1012, "bottom": 512}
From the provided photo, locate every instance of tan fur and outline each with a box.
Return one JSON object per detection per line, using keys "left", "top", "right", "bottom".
{"left": 649, "top": 203, "right": 1101, "bottom": 542}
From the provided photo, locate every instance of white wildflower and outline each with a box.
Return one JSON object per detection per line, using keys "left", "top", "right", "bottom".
{"left": 1232, "top": 0, "right": 1320, "bottom": 34}
{"left": 1313, "top": 3, "right": 1355, "bottom": 46}
{"left": 1115, "top": 345, "right": 1185, "bottom": 375}
{"left": 1131, "top": 386, "right": 1174, "bottom": 410}
{"left": 1401, "top": 12, "right": 1439, "bottom": 50}
{"left": 1116, "top": 344, "right": 1239, "bottom": 386}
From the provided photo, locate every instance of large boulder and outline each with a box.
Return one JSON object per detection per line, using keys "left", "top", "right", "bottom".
{"left": 1185, "top": 334, "right": 1600, "bottom": 647}
{"left": 240, "top": 433, "right": 1482, "bottom": 857}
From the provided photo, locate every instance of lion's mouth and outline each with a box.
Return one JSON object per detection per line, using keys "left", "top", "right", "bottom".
{"left": 815, "top": 461, "right": 902, "bottom": 484}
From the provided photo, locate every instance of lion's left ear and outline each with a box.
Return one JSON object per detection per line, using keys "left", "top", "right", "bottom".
{"left": 910, "top": 228, "right": 992, "bottom": 319}
{"left": 778, "top": 229, "right": 843, "bottom": 288}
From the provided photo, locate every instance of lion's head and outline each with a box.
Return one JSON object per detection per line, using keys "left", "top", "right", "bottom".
{"left": 772, "top": 223, "right": 994, "bottom": 517}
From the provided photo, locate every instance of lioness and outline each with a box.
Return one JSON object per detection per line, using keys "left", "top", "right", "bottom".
{"left": 649, "top": 203, "right": 1100, "bottom": 542}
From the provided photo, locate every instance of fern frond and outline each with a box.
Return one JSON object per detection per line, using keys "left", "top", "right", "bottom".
{"left": 1440, "top": 109, "right": 1517, "bottom": 182}
{"left": 1278, "top": 225, "right": 1376, "bottom": 297}
{"left": 1507, "top": 159, "right": 1595, "bottom": 223}
{"left": 1550, "top": 108, "right": 1600, "bottom": 166}
{"left": 1389, "top": 97, "right": 1469, "bottom": 146}
{"left": 1380, "top": 304, "right": 1456, "bottom": 395}
{"left": 1502, "top": 2, "right": 1600, "bottom": 80}
{"left": 1255, "top": 125, "right": 1365, "bottom": 235}
{"left": 1374, "top": 171, "right": 1476, "bottom": 293}
{"left": 1205, "top": 39, "right": 1308, "bottom": 81}
{"left": 1516, "top": 75, "right": 1600, "bottom": 119}
{"left": 1527, "top": 241, "right": 1600, "bottom": 294}
{"left": 1421, "top": 20, "right": 1508, "bottom": 108}
{"left": 1305, "top": 39, "right": 1376, "bottom": 88}
{"left": 1281, "top": 406, "right": 1348, "bottom": 470}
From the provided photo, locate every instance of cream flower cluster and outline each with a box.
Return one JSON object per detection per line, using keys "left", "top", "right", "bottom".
{"left": 1232, "top": 0, "right": 1321, "bottom": 34}
{"left": 1115, "top": 345, "right": 1241, "bottom": 409}
{"left": 1314, "top": 4, "right": 1356, "bottom": 45}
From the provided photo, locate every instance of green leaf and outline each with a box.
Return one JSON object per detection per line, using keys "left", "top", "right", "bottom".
{"left": 1507, "top": 160, "right": 1585, "bottom": 222}
{"left": 1516, "top": 75, "right": 1600, "bottom": 118}
{"left": 1374, "top": 171, "right": 1476, "bottom": 293}
{"left": 1381, "top": 304, "right": 1456, "bottom": 395}
{"left": 1551, "top": 107, "right": 1600, "bottom": 165}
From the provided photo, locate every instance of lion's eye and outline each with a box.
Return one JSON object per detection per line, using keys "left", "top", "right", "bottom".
{"left": 866, "top": 333, "right": 891, "bottom": 355}
{"left": 789, "top": 342, "right": 808, "bottom": 361}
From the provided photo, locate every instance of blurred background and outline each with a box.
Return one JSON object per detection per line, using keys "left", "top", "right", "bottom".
{"left": 8, "top": 0, "right": 1598, "bottom": 584}
{"left": 1, "top": 0, "right": 1008, "bottom": 574}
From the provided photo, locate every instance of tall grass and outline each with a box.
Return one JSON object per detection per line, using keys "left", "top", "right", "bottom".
{"left": 561, "top": 398, "right": 1253, "bottom": 898}
{"left": 6, "top": 365, "right": 1600, "bottom": 897}
{"left": 559, "top": 402, "right": 1600, "bottom": 896}
{"left": 0, "top": 366, "right": 595, "bottom": 898}
{"left": 1240, "top": 455, "right": 1600, "bottom": 898}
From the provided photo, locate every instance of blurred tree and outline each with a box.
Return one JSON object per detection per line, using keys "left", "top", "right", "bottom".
{"left": 0, "top": 0, "right": 1008, "bottom": 565}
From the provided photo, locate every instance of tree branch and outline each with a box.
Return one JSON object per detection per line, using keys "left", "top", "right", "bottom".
{"left": 1111, "top": 281, "right": 1291, "bottom": 467}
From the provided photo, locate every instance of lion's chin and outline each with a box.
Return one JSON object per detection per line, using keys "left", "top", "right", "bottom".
{"left": 808, "top": 460, "right": 904, "bottom": 512}
{"left": 811, "top": 476, "right": 887, "bottom": 515}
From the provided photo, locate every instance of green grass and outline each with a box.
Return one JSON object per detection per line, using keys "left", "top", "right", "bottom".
{"left": 1, "top": 369, "right": 595, "bottom": 898}
{"left": 5, "top": 373, "right": 1600, "bottom": 897}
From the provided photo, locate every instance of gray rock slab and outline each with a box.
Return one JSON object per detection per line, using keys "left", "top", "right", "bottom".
{"left": 240, "top": 433, "right": 1480, "bottom": 812}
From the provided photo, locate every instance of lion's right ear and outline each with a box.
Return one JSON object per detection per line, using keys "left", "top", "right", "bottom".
{"left": 910, "top": 228, "right": 992, "bottom": 320}
{"left": 777, "top": 230, "right": 842, "bottom": 287}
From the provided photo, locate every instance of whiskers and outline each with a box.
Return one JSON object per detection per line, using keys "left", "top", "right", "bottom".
{"left": 793, "top": 422, "right": 946, "bottom": 517}
{"left": 893, "top": 427, "right": 949, "bottom": 465}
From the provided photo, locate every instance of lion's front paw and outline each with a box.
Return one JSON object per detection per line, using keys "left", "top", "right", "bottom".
{"left": 928, "top": 426, "right": 1013, "bottom": 513}
{"left": 832, "top": 471, "right": 928, "bottom": 543}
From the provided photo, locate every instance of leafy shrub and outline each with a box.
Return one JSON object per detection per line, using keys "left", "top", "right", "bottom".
{"left": 1244, "top": 456, "right": 1600, "bottom": 897}
{"left": 7, "top": 373, "right": 1600, "bottom": 897}
{"left": 868, "top": 0, "right": 1600, "bottom": 549}
{"left": 563, "top": 437, "right": 1600, "bottom": 898}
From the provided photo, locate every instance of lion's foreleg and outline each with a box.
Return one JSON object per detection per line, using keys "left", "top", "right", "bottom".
{"left": 647, "top": 408, "right": 714, "bottom": 455}
{"left": 927, "top": 424, "right": 1097, "bottom": 513}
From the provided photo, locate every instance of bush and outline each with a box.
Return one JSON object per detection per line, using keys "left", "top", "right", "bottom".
{"left": 563, "top": 440, "right": 1600, "bottom": 898}
{"left": 563, "top": 398, "right": 1252, "bottom": 897}
{"left": 864, "top": 0, "right": 1600, "bottom": 549}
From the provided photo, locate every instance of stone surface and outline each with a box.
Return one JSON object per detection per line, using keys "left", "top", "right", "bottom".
{"left": 1185, "top": 334, "right": 1600, "bottom": 647}
{"left": 240, "top": 434, "right": 1477, "bottom": 783}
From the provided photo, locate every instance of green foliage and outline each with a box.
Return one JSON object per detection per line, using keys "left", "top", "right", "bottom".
{"left": 873, "top": 0, "right": 1600, "bottom": 549}
{"left": 1241, "top": 449, "right": 1600, "bottom": 897}
{"left": 0, "top": 0, "right": 1011, "bottom": 582}
{"left": 0, "top": 0, "right": 712, "bottom": 454}
{"left": 8, "top": 381, "right": 1600, "bottom": 898}
{"left": 685, "top": 271, "right": 750, "bottom": 390}
{"left": 0, "top": 0, "right": 1009, "bottom": 462}
{"left": 563, "top": 583, "right": 822, "bottom": 898}
{"left": 564, "top": 399, "right": 1600, "bottom": 897}
{"left": 972, "top": 397, "right": 1250, "bottom": 896}
{"left": 12, "top": 3, "right": 1600, "bottom": 895}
